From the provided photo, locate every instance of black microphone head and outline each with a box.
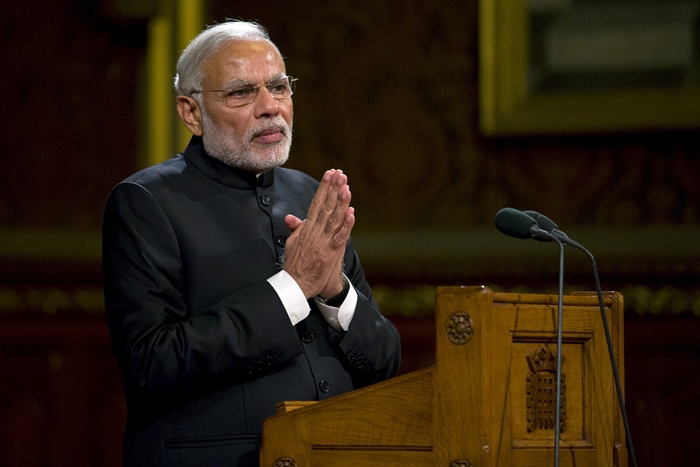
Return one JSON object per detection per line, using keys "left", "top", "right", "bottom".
{"left": 494, "top": 208, "right": 538, "bottom": 239}
{"left": 524, "top": 210, "right": 559, "bottom": 232}
{"left": 523, "top": 210, "right": 557, "bottom": 242}
{"left": 524, "top": 209, "right": 571, "bottom": 242}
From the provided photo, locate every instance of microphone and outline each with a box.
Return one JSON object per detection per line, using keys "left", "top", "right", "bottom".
{"left": 496, "top": 207, "right": 565, "bottom": 467}
{"left": 519, "top": 210, "right": 639, "bottom": 467}
{"left": 523, "top": 210, "right": 562, "bottom": 238}
{"left": 523, "top": 210, "right": 584, "bottom": 249}
{"left": 494, "top": 207, "right": 553, "bottom": 242}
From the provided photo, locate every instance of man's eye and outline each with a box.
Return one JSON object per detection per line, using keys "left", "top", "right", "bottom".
{"left": 226, "top": 88, "right": 253, "bottom": 99}
{"left": 268, "top": 82, "right": 288, "bottom": 94}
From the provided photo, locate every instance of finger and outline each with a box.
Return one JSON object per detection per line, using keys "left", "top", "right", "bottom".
{"left": 306, "top": 169, "right": 337, "bottom": 222}
{"left": 284, "top": 214, "right": 303, "bottom": 232}
{"left": 324, "top": 184, "right": 351, "bottom": 234}
{"left": 320, "top": 172, "right": 346, "bottom": 222}
{"left": 329, "top": 206, "right": 355, "bottom": 249}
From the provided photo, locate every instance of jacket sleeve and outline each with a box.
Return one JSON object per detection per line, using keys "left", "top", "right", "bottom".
{"left": 333, "top": 247, "right": 402, "bottom": 386}
{"left": 102, "top": 182, "right": 304, "bottom": 399}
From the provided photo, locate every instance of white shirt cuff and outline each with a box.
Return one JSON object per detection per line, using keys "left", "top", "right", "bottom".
{"left": 267, "top": 270, "right": 310, "bottom": 326}
{"left": 313, "top": 279, "right": 357, "bottom": 332}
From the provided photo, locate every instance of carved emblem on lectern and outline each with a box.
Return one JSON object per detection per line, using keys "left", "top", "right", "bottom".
{"left": 526, "top": 348, "right": 566, "bottom": 433}
{"left": 446, "top": 312, "right": 474, "bottom": 345}
{"left": 274, "top": 456, "right": 297, "bottom": 467}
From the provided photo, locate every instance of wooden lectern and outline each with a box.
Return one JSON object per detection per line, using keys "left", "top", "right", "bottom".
{"left": 260, "top": 286, "right": 627, "bottom": 466}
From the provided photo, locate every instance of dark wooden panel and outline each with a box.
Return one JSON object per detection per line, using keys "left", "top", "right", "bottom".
{"left": 0, "top": 317, "right": 125, "bottom": 467}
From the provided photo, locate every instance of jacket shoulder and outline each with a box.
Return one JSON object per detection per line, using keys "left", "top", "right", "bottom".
{"left": 119, "top": 155, "right": 187, "bottom": 188}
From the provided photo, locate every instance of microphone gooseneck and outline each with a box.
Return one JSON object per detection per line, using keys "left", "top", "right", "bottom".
{"left": 513, "top": 209, "right": 639, "bottom": 467}
{"left": 494, "top": 207, "right": 565, "bottom": 466}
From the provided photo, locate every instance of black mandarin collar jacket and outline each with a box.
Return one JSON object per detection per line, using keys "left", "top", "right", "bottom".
{"left": 102, "top": 136, "right": 401, "bottom": 466}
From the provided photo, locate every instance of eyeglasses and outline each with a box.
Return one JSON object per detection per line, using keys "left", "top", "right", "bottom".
{"left": 190, "top": 75, "right": 297, "bottom": 108}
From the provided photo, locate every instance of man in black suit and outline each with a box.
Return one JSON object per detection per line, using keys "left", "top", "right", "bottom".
{"left": 102, "top": 20, "right": 401, "bottom": 466}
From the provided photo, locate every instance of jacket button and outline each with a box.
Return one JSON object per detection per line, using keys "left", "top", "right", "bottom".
{"left": 302, "top": 331, "right": 313, "bottom": 343}
{"left": 276, "top": 235, "right": 287, "bottom": 246}
{"left": 260, "top": 195, "right": 271, "bottom": 206}
{"left": 318, "top": 380, "right": 330, "bottom": 393}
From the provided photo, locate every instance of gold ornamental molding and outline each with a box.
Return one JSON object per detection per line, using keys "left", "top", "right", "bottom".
{"left": 0, "top": 286, "right": 104, "bottom": 315}
{"left": 145, "top": 0, "right": 204, "bottom": 167}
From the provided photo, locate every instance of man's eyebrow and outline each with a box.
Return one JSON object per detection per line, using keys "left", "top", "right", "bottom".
{"left": 221, "top": 74, "right": 286, "bottom": 89}
{"left": 222, "top": 78, "right": 253, "bottom": 88}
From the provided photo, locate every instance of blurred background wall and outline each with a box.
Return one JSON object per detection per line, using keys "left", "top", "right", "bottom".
{"left": 0, "top": 0, "right": 698, "bottom": 465}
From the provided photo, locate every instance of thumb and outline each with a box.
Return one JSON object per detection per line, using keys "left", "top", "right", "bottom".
{"left": 284, "top": 214, "right": 303, "bottom": 232}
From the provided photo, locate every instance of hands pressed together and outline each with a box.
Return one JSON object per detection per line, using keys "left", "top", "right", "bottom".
{"left": 283, "top": 169, "right": 355, "bottom": 300}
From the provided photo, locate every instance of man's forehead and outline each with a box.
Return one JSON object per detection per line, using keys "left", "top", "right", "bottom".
{"left": 204, "top": 39, "right": 285, "bottom": 80}
{"left": 217, "top": 40, "right": 281, "bottom": 64}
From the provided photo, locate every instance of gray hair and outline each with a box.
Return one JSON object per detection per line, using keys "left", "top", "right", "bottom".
{"left": 174, "top": 20, "right": 275, "bottom": 96}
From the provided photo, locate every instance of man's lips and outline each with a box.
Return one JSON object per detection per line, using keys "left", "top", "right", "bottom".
{"left": 253, "top": 127, "right": 285, "bottom": 144}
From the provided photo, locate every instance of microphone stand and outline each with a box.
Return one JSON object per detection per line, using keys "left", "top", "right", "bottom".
{"left": 551, "top": 235, "right": 565, "bottom": 467}
{"left": 523, "top": 210, "right": 638, "bottom": 465}
{"left": 564, "top": 238, "right": 638, "bottom": 467}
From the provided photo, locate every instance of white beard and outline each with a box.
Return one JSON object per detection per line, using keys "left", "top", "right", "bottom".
{"left": 200, "top": 107, "right": 292, "bottom": 173}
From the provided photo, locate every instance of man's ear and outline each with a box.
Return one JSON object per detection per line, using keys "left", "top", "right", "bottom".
{"left": 176, "top": 96, "right": 203, "bottom": 136}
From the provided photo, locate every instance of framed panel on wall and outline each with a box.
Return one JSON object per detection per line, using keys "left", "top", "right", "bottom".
{"left": 479, "top": 0, "right": 700, "bottom": 135}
